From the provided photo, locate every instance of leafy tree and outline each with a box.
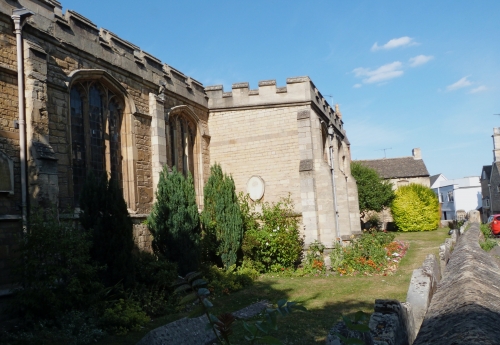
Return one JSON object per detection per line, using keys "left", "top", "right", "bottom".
{"left": 201, "top": 164, "right": 243, "bottom": 270}
{"left": 147, "top": 167, "right": 201, "bottom": 275}
{"left": 351, "top": 162, "right": 395, "bottom": 217}
{"left": 79, "top": 172, "right": 135, "bottom": 286}
{"left": 391, "top": 183, "right": 440, "bottom": 231}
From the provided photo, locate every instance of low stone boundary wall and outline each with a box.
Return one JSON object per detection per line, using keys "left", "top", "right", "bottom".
{"left": 413, "top": 223, "right": 500, "bottom": 344}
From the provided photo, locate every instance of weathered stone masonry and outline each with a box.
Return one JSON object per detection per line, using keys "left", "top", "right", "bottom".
{"left": 0, "top": 0, "right": 361, "bottom": 290}
{"left": 206, "top": 78, "right": 361, "bottom": 245}
{"left": 0, "top": 0, "right": 209, "bottom": 289}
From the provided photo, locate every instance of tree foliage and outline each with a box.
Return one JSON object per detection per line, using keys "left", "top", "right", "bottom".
{"left": 391, "top": 183, "right": 440, "bottom": 232}
{"left": 147, "top": 167, "right": 201, "bottom": 275}
{"left": 201, "top": 164, "right": 244, "bottom": 270}
{"left": 79, "top": 172, "right": 135, "bottom": 287}
{"left": 351, "top": 162, "right": 395, "bottom": 216}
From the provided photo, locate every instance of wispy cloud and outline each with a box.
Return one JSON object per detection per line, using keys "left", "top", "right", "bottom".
{"left": 469, "top": 85, "right": 487, "bottom": 94}
{"left": 353, "top": 83, "right": 362, "bottom": 88}
{"left": 446, "top": 76, "right": 472, "bottom": 91}
{"left": 353, "top": 61, "right": 404, "bottom": 84}
{"left": 409, "top": 55, "right": 434, "bottom": 67}
{"left": 371, "top": 36, "right": 417, "bottom": 52}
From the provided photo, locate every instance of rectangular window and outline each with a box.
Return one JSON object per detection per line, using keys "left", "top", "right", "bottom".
{"left": 447, "top": 191, "right": 454, "bottom": 202}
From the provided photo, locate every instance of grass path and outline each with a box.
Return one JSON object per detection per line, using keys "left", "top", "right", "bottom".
{"left": 98, "top": 228, "right": 449, "bottom": 345}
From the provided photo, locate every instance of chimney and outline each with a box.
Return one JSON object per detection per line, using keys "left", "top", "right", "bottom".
{"left": 412, "top": 148, "right": 422, "bottom": 160}
{"left": 493, "top": 128, "right": 500, "bottom": 162}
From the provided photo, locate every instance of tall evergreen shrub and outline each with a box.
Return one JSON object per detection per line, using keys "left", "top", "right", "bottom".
{"left": 79, "top": 172, "right": 135, "bottom": 286}
{"left": 147, "top": 167, "right": 201, "bottom": 275}
{"left": 391, "top": 183, "right": 440, "bottom": 231}
{"left": 201, "top": 163, "right": 243, "bottom": 270}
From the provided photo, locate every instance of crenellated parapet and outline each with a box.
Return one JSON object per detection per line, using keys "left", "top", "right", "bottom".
{"left": 0, "top": 0, "right": 207, "bottom": 106}
{"left": 206, "top": 76, "right": 344, "bottom": 133}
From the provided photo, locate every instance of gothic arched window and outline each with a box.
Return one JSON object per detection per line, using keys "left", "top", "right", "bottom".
{"left": 167, "top": 114, "right": 196, "bottom": 177}
{"left": 70, "top": 82, "right": 124, "bottom": 206}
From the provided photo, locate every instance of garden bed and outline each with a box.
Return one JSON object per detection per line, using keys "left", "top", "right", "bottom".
{"left": 95, "top": 228, "right": 448, "bottom": 345}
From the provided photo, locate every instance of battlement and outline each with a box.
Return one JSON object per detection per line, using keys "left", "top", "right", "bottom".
{"left": 206, "top": 77, "right": 342, "bottom": 125}
{"left": 0, "top": 0, "right": 207, "bottom": 106}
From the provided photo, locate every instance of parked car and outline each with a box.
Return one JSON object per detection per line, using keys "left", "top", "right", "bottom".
{"left": 489, "top": 214, "right": 500, "bottom": 236}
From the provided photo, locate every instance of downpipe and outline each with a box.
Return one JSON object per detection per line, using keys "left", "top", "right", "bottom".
{"left": 12, "top": 8, "right": 34, "bottom": 231}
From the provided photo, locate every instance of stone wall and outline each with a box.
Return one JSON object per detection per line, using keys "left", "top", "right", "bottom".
{"left": 0, "top": 0, "right": 210, "bottom": 214}
{"left": 0, "top": 14, "right": 22, "bottom": 293}
{"left": 208, "top": 104, "right": 303, "bottom": 209}
{"left": 0, "top": 0, "right": 211, "bottom": 288}
{"left": 207, "top": 78, "right": 360, "bottom": 245}
{"left": 413, "top": 223, "right": 500, "bottom": 344}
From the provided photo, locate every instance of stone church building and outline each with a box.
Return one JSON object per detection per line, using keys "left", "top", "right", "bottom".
{"left": 0, "top": 0, "right": 360, "bottom": 290}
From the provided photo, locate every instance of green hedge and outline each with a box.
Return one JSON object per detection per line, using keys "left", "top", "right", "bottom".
{"left": 391, "top": 183, "right": 440, "bottom": 231}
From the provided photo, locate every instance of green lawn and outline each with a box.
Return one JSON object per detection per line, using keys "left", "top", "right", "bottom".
{"left": 97, "top": 228, "right": 449, "bottom": 345}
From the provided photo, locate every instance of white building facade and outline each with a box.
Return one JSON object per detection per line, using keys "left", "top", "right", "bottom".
{"left": 430, "top": 175, "right": 482, "bottom": 221}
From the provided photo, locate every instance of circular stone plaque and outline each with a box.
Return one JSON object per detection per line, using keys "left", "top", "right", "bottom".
{"left": 247, "top": 176, "right": 265, "bottom": 201}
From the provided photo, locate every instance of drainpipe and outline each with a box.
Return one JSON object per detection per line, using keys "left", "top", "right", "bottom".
{"left": 328, "top": 124, "right": 341, "bottom": 243}
{"left": 12, "top": 8, "right": 34, "bottom": 231}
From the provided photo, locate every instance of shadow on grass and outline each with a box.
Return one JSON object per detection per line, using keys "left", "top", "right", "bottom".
{"left": 98, "top": 277, "right": 375, "bottom": 345}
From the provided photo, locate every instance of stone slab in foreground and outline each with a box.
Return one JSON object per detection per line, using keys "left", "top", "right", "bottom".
{"left": 136, "top": 300, "right": 269, "bottom": 345}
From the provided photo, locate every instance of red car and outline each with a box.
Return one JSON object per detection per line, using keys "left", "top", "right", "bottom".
{"left": 489, "top": 214, "right": 500, "bottom": 236}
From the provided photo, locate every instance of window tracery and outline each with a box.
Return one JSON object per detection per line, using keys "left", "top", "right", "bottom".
{"left": 167, "top": 114, "right": 196, "bottom": 177}
{"left": 70, "top": 81, "right": 123, "bottom": 206}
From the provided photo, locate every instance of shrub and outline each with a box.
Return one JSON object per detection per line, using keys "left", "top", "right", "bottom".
{"left": 201, "top": 164, "right": 244, "bottom": 270}
{"left": 329, "top": 242, "right": 344, "bottom": 271}
{"left": 133, "top": 251, "right": 178, "bottom": 288}
{"left": 99, "top": 299, "right": 150, "bottom": 335}
{"left": 0, "top": 310, "right": 105, "bottom": 345}
{"left": 480, "top": 223, "right": 497, "bottom": 251}
{"left": 391, "top": 184, "right": 440, "bottom": 232}
{"left": 202, "top": 265, "right": 254, "bottom": 297}
{"left": 147, "top": 166, "right": 201, "bottom": 275}
{"left": 131, "top": 252, "right": 179, "bottom": 317}
{"left": 303, "top": 240, "right": 326, "bottom": 272}
{"left": 11, "top": 208, "right": 102, "bottom": 321}
{"left": 365, "top": 213, "right": 381, "bottom": 231}
{"left": 242, "top": 196, "right": 304, "bottom": 272}
{"left": 79, "top": 172, "right": 135, "bottom": 286}
{"left": 335, "top": 232, "right": 397, "bottom": 274}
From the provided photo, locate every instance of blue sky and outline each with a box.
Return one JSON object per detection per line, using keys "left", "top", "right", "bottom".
{"left": 60, "top": 0, "right": 500, "bottom": 179}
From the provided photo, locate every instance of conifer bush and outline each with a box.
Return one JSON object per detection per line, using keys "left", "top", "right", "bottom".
{"left": 201, "top": 164, "right": 244, "bottom": 270}
{"left": 391, "top": 183, "right": 440, "bottom": 231}
{"left": 79, "top": 172, "right": 135, "bottom": 287}
{"left": 147, "top": 167, "right": 201, "bottom": 275}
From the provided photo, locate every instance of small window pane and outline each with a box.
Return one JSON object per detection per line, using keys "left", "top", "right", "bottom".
{"left": 89, "top": 85, "right": 105, "bottom": 177}
{"left": 70, "top": 87, "right": 86, "bottom": 205}
{"left": 109, "top": 99, "right": 122, "bottom": 187}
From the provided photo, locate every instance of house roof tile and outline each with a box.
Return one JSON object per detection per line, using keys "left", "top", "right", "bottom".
{"left": 430, "top": 174, "right": 442, "bottom": 186}
{"left": 355, "top": 156, "right": 430, "bottom": 179}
